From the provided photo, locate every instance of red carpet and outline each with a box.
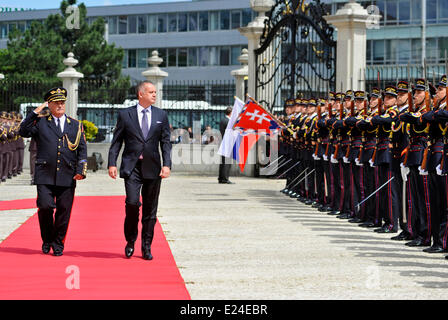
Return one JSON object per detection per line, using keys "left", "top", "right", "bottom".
{"left": 0, "top": 196, "right": 191, "bottom": 300}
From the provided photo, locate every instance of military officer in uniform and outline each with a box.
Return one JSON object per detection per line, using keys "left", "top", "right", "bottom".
{"left": 19, "top": 87, "right": 88, "bottom": 256}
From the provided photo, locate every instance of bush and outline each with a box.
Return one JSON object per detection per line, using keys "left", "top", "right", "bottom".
{"left": 82, "top": 120, "right": 98, "bottom": 142}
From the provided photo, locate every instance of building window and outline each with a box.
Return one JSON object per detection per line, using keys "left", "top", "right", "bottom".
{"left": 188, "top": 47, "right": 198, "bottom": 66}
{"left": 439, "top": 0, "right": 448, "bottom": 22}
{"left": 231, "top": 10, "right": 241, "bottom": 29}
{"left": 199, "top": 47, "right": 209, "bottom": 66}
{"left": 128, "top": 49, "right": 137, "bottom": 68}
{"left": 119, "top": 16, "right": 127, "bottom": 34}
{"left": 178, "top": 48, "right": 188, "bottom": 67}
{"left": 210, "top": 12, "right": 219, "bottom": 31}
{"left": 138, "top": 15, "right": 147, "bottom": 33}
{"left": 220, "top": 47, "right": 230, "bottom": 66}
{"left": 220, "top": 10, "right": 230, "bottom": 30}
{"left": 178, "top": 13, "right": 188, "bottom": 32}
{"left": 148, "top": 15, "right": 157, "bottom": 33}
{"left": 231, "top": 46, "right": 242, "bottom": 65}
{"left": 199, "top": 11, "right": 209, "bottom": 31}
{"left": 122, "top": 50, "right": 128, "bottom": 68}
{"left": 168, "top": 13, "right": 177, "bottom": 32}
{"left": 411, "top": 0, "right": 421, "bottom": 24}
{"left": 137, "top": 49, "right": 147, "bottom": 68}
{"left": 158, "top": 14, "right": 167, "bottom": 33}
{"left": 108, "top": 16, "right": 118, "bottom": 34}
{"left": 398, "top": 0, "right": 410, "bottom": 24}
{"left": 242, "top": 8, "right": 252, "bottom": 26}
{"left": 128, "top": 16, "right": 137, "bottom": 34}
{"left": 168, "top": 48, "right": 177, "bottom": 67}
{"left": 427, "top": 0, "right": 437, "bottom": 23}
{"left": 373, "top": 40, "right": 385, "bottom": 64}
{"left": 188, "top": 12, "right": 198, "bottom": 31}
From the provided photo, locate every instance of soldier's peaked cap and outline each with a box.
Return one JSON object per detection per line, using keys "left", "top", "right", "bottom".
{"left": 44, "top": 87, "right": 67, "bottom": 102}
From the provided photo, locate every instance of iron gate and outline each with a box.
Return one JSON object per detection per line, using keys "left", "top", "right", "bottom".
{"left": 255, "top": 0, "right": 336, "bottom": 112}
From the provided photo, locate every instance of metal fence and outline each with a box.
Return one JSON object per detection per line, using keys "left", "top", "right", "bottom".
{"left": 361, "top": 64, "right": 447, "bottom": 92}
{"left": 4, "top": 78, "right": 236, "bottom": 142}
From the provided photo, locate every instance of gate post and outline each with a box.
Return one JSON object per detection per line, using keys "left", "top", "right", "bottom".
{"left": 142, "top": 50, "right": 168, "bottom": 108}
{"left": 238, "top": 0, "right": 274, "bottom": 98}
{"left": 325, "top": 0, "right": 373, "bottom": 91}
{"left": 57, "top": 52, "right": 84, "bottom": 119}
{"left": 231, "top": 49, "right": 249, "bottom": 100}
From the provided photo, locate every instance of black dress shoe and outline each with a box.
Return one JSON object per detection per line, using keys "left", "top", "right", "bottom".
{"left": 405, "top": 239, "right": 430, "bottom": 247}
{"left": 219, "top": 180, "right": 234, "bottom": 184}
{"left": 337, "top": 213, "right": 351, "bottom": 219}
{"left": 348, "top": 218, "right": 362, "bottom": 223}
{"left": 53, "top": 248, "right": 63, "bottom": 256}
{"left": 377, "top": 228, "right": 398, "bottom": 233}
{"left": 423, "top": 245, "right": 446, "bottom": 253}
{"left": 327, "top": 211, "right": 340, "bottom": 215}
{"left": 142, "top": 248, "right": 153, "bottom": 260}
{"left": 42, "top": 243, "right": 51, "bottom": 254}
{"left": 125, "top": 242, "right": 135, "bottom": 258}
{"left": 391, "top": 231, "right": 411, "bottom": 241}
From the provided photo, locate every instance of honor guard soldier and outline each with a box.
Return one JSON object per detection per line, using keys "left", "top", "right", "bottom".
{"left": 19, "top": 87, "right": 88, "bottom": 256}
{"left": 280, "top": 98, "right": 296, "bottom": 194}
{"left": 327, "top": 92, "right": 344, "bottom": 215}
{"left": 0, "top": 112, "right": 7, "bottom": 183}
{"left": 344, "top": 91, "right": 367, "bottom": 223}
{"left": 399, "top": 79, "right": 432, "bottom": 246}
{"left": 332, "top": 91, "right": 352, "bottom": 219}
{"left": 357, "top": 89, "right": 381, "bottom": 228}
{"left": 418, "top": 76, "right": 448, "bottom": 253}
{"left": 314, "top": 98, "right": 330, "bottom": 211}
{"left": 389, "top": 81, "right": 411, "bottom": 241}
{"left": 303, "top": 98, "right": 318, "bottom": 204}
{"left": 370, "top": 85, "right": 400, "bottom": 233}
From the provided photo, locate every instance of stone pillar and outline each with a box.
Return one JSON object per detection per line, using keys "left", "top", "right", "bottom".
{"left": 325, "top": 0, "right": 374, "bottom": 91}
{"left": 142, "top": 50, "right": 168, "bottom": 107}
{"left": 57, "top": 52, "right": 84, "bottom": 119}
{"left": 238, "top": 0, "right": 274, "bottom": 97}
{"left": 231, "top": 49, "right": 249, "bottom": 100}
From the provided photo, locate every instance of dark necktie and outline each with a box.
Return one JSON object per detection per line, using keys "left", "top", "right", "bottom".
{"left": 141, "top": 109, "right": 149, "bottom": 139}
{"left": 56, "top": 118, "right": 62, "bottom": 134}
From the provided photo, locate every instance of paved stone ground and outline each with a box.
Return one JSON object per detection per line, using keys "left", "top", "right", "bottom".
{"left": 1, "top": 170, "right": 448, "bottom": 299}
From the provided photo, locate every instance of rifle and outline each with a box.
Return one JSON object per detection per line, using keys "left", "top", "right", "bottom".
{"left": 421, "top": 59, "right": 431, "bottom": 171}
{"left": 345, "top": 99, "right": 355, "bottom": 158}
{"left": 357, "top": 99, "right": 369, "bottom": 162}
{"left": 377, "top": 71, "right": 383, "bottom": 115}
{"left": 314, "top": 104, "right": 322, "bottom": 156}
{"left": 333, "top": 101, "right": 344, "bottom": 159}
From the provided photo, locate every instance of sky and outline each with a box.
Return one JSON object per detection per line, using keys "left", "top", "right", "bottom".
{"left": 0, "top": 0, "right": 190, "bottom": 10}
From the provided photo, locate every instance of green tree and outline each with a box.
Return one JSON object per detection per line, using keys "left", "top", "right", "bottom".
{"left": 0, "top": 0, "right": 130, "bottom": 110}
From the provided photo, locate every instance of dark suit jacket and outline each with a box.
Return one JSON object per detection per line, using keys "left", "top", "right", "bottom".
{"left": 219, "top": 116, "right": 229, "bottom": 138}
{"left": 108, "top": 105, "right": 172, "bottom": 179}
{"left": 19, "top": 112, "right": 88, "bottom": 187}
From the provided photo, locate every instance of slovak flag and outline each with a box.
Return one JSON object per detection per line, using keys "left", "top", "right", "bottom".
{"left": 233, "top": 98, "right": 284, "bottom": 134}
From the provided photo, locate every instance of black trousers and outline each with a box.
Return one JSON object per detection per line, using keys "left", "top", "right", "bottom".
{"left": 36, "top": 184, "right": 76, "bottom": 251}
{"left": 359, "top": 163, "right": 376, "bottom": 222}
{"left": 330, "top": 161, "right": 341, "bottom": 211}
{"left": 406, "top": 167, "right": 430, "bottom": 241}
{"left": 427, "top": 172, "right": 447, "bottom": 247}
{"left": 378, "top": 163, "right": 400, "bottom": 231}
{"left": 218, "top": 156, "right": 231, "bottom": 183}
{"left": 124, "top": 161, "right": 162, "bottom": 250}
{"left": 350, "top": 163, "right": 361, "bottom": 217}
{"left": 315, "top": 159, "right": 325, "bottom": 204}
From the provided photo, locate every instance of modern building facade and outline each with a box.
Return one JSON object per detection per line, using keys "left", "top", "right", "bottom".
{"left": 0, "top": 0, "right": 253, "bottom": 82}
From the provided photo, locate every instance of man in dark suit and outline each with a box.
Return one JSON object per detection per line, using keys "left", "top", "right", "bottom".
{"left": 108, "top": 81, "right": 172, "bottom": 260}
{"left": 19, "top": 87, "right": 88, "bottom": 256}
{"left": 218, "top": 106, "right": 233, "bottom": 184}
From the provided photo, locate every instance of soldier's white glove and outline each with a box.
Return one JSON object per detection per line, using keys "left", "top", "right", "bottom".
{"left": 369, "top": 159, "right": 375, "bottom": 167}
{"left": 323, "top": 155, "right": 328, "bottom": 161}
{"left": 330, "top": 154, "right": 338, "bottom": 164}
{"left": 355, "top": 158, "right": 363, "bottom": 167}
{"left": 343, "top": 156, "right": 350, "bottom": 164}
{"left": 400, "top": 164, "right": 409, "bottom": 181}
{"left": 418, "top": 166, "right": 428, "bottom": 176}
{"left": 436, "top": 164, "right": 444, "bottom": 176}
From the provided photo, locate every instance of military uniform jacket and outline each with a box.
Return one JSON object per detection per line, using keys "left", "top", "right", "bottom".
{"left": 344, "top": 112, "right": 364, "bottom": 161}
{"left": 399, "top": 105, "right": 428, "bottom": 167}
{"left": 356, "top": 111, "right": 377, "bottom": 163}
{"left": 316, "top": 113, "right": 329, "bottom": 158}
{"left": 333, "top": 112, "right": 350, "bottom": 160}
{"left": 19, "top": 112, "right": 88, "bottom": 187}
{"left": 390, "top": 106, "right": 409, "bottom": 163}
{"left": 432, "top": 102, "right": 448, "bottom": 173}
{"left": 325, "top": 116, "right": 337, "bottom": 159}
{"left": 420, "top": 104, "right": 446, "bottom": 172}
{"left": 371, "top": 106, "right": 400, "bottom": 166}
